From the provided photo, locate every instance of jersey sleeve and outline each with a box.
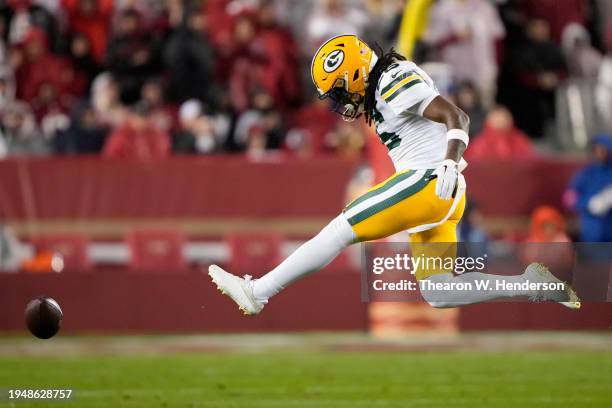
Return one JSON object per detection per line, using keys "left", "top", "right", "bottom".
{"left": 377, "top": 64, "right": 439, "bottom": 116}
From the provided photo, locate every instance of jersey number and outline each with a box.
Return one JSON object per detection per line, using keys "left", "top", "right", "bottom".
{"left": 372, "top": 105, "right": 399, "bottom": 151}
{"left": 379, "top": 132, "right": 401, "bottom": 151}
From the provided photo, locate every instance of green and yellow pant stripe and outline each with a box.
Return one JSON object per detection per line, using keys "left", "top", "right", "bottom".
{"left": 343, "top": 168, "right": 466, "bottom": 280}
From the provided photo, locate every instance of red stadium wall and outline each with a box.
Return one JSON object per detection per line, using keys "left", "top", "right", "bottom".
{"left": 0, "top": 156, "right": 352, "bottom": 219}
{"left": 463, "top": 158, "right": 584, "bottom": 216}
{"left": 1, "top": 271, "right": 610, "bottom": 333}
{"left": 0, "top": 270, "right": 367, "bottom": 333}
{"left": 0, "top": 156, "right": 586, "bottom": 238}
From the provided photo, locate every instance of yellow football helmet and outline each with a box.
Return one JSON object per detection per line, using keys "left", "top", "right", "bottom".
{"left": 311, "top": 35, "right": 377, "bottom": 121}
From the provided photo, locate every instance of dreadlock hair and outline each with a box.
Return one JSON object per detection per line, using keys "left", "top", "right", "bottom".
{"left": 364, "top": 44, "right": 407, "bottom": 126}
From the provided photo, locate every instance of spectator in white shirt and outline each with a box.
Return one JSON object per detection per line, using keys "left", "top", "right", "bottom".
{"left": 425, "top": 0, "right": 505, "bottom": 107}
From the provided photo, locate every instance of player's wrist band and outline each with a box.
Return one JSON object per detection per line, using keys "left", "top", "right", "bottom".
{"left": 447, "top": 129, "right": 469, "bottom": 147}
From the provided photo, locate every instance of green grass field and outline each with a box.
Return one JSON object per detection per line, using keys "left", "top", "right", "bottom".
{"left": 0, "top": 335, "right": 611, "bottom": 407}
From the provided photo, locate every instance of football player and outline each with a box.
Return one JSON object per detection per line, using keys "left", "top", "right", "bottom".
{"left": 209, "top": 35, "right": 580, "bottom": 313}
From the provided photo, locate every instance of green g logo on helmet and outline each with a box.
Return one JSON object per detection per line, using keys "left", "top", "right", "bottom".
{"left": 323, "top": 49, "right": 345, "bottom": 73}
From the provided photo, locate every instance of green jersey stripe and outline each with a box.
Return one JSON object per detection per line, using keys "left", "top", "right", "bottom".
{"left": 344, "top": 170, "right": 416, "bottom": 212}
{"left": 384, "top": 79, "right": 423, "bottom": 103}
{"left": 379, "top": 72, "right": 413, "bottom": 95}
{"left": 347, "top": 169, "right": 434, "bottom": 226}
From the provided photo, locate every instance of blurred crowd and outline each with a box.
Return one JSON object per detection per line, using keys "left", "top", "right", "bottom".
{"left": 0, "top": 0, "right": 610, "bottom": 161}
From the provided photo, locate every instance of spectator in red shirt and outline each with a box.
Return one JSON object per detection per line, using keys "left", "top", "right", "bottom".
{"left": 102, "top": 103, "right": 170, "bottom": 159}
{"left": 255, "top": 1, "right": 300, "bottom": 108}
{"left": 228, "top": 8, "right": 299, "bottom": 113}
{"left": 62, "top": 0, "right": 113, "bottom": 64}
{"left": 202, "top": 0, "right": 238, "bottom": 51}
{"left": 16, "top": 27, "right": 82, "bottom": 102}
{"left": 12, "top": 27, "right": 83, "bottom": 119}
{"left": 466, "top": 106, "right": 536, "bottom": 160}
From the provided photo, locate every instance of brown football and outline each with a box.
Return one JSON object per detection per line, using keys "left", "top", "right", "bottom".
{"left": 25, "top": 297, "right": 63, "bottom": 339}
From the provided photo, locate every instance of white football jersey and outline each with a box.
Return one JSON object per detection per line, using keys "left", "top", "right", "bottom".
{"left": 372, "top": 60, "right": 447, "bottom": 171}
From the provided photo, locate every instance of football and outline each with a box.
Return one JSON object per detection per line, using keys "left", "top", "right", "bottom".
{"left": 24, "top": 297, "right": 63, "bottom": 339}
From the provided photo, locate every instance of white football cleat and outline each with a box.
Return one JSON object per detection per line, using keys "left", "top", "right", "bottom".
{"left": 208, "top": 264, "right": 265, "bottom": 315}
{"left": 523, "top": 262, "right": 581, "bottom": 310}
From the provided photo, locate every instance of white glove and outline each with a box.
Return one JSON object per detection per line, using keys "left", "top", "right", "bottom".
{"left": 588, "top": 185, "right": 612, "bottom": 216}
{"left": 433, "top": 159, "right": 459, "bottom": 200}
